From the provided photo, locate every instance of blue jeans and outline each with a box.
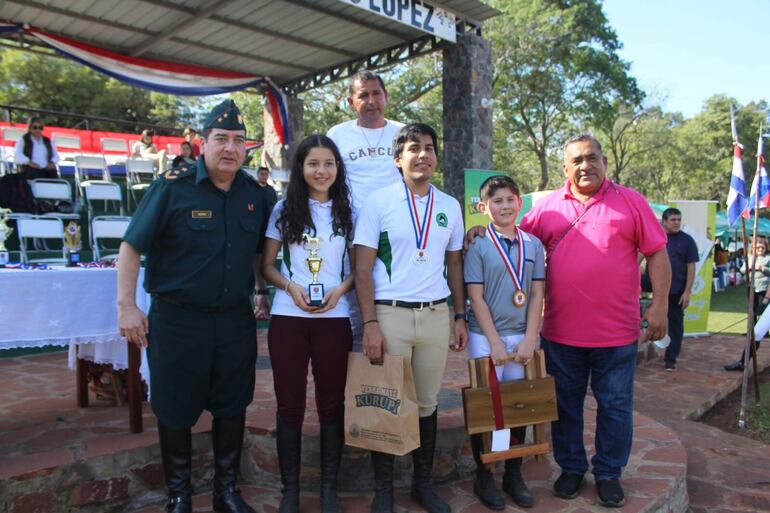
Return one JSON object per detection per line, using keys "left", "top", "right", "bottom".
{"left": 541, "top": 337, "right": 637, "bottom": 480}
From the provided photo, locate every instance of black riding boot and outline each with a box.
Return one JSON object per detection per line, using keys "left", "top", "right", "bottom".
{"left": 370, "top": 451, "right": 395, "bottom": 513}
{"left": 276, "top": 415, "right": 301, "bottom": 513}
{"left": 410, "top": 411, "right": 450, "bottom": 513}
{"left": 212, "top": 414, "right": 255, "bottom": 513}
{"left": 470, "top": 434, "right": 504, "bottom": 510}
{"left": 320, "top": 419, "right": 344, "bottom": 513}
{"left": 158, "top": 422, "right": 193, "bottom": 513}
{"left": 502, "top": 428, "right": 533, "bottom": 508}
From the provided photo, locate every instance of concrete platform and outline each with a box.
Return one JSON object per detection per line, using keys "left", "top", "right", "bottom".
{"left": 1, "top": 332, "right": 768, "bottom": 512}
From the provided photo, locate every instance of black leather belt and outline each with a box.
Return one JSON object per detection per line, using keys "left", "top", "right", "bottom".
{"left": 374, "top": 298, "right": 447, "bottom": 310}
{"left": 153, "top": 294, "right": 240, "bottom": 313}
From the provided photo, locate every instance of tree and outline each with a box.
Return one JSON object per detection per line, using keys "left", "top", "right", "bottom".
{"left": 617, "top": 110, "right": 683, "bottom": 202}
{"left": 671, "top": 95, "right": 768, "bottom": 204}
{"left": 0, "top": 48, "right": 208, "bottom": 133}
{"left": 488, "top": 0, "right": 643, "bottom": 190}
{"left": 229, "top": 90, "right": 265, "bottom": 139}
{"left": 593, "top": 102, "right": 678, "bottom": 186}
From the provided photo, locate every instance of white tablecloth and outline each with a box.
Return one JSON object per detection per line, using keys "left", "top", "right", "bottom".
{"left": 0, "top": 267, "right": 149, "bottom": 383}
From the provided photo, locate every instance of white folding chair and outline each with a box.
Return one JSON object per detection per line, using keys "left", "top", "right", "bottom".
{"left": 27, "top": 179, "right": 80, "bottom": 243}
{"left": 52, "top": 132, "right": 82, "bottom": 151}
{"left": 125, "top": 158, "right": 156, "bottom": 211}
{"left": 74, "top": 155, "right": 112, "bottom": 199}
{"left": 16, "top": 216, "right": 66, "bottom": 264}
{"left": 100, "top": 137, "right": 130, "bottom": 165}
{"left": 84, "top": 180, "right": 123, "bottom": 227}
{"left": 0, "top": 126, "right": 25, "bottom": 175}
{"left": 90, "top": 215, "right": 131, "bottom": 261}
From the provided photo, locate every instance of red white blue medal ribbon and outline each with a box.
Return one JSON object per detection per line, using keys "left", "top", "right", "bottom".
{"left": 487, "top": 224, "right": 527, "bottom": 306}
{"left": 405, "top": 182, "right": 434, "bottom": 262}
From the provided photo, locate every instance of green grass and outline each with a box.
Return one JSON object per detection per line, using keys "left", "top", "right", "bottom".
{"left": 708, "top": 284, "right": 750, "bottom": 336}
{"left": 748, "top": 378, "right": 770, "bottom": 440}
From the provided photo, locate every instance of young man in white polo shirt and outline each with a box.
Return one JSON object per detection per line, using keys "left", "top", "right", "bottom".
{"left": 355, "top": 123, "right": 468, "bottom": 513}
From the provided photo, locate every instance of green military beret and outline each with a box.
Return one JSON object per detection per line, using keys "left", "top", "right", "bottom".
{"left": 203, "top": 99, "right": 246, "bottom": 132}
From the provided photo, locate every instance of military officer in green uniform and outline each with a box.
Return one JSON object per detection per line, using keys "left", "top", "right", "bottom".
{"left": 117, "top": 100, "right": 270, "bottom": 513}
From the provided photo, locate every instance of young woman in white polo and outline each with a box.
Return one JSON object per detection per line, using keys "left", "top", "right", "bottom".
{"left": 354, "top": 123, "right": 468, "bottom": 513}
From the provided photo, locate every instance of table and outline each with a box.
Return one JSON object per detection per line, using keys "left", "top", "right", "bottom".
{"left": 0, "top": 267, "right": 147, "bottom": 432}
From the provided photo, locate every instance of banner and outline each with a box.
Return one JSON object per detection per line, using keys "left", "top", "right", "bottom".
{"left": 672, "top": 200, "right": 717, "bottom": 336}
{"left": 463, "top": 169, "right": 501, "bottom": 229}
{"left": 338, "top": 0, "right": 457, "bottom": 42}
{"left": 0, "top": 22, "right": 291, "bottom": 143}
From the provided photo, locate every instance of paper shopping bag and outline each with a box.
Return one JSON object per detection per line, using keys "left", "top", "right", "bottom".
{"left": 344, "top": 352, "right": 420, "bottom": 456}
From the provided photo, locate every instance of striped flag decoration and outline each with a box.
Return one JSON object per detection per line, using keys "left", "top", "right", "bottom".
{"left": 726, "top": 105, "right": 747, "bottom": 226}
{"left": 747, "top": 126, "right": 769, "bottom": 214}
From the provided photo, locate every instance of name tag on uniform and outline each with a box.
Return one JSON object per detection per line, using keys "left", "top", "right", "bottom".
{"left": 191, "top": 210, "right": 212, "bottom": 219}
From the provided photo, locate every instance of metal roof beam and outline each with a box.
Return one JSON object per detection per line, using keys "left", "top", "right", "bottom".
{"left": 283, "top": 34, "right": 447, "bottom": 95}
{"left": 280, "top": 0, "right": 413, "bottom": 40}
{"left": 141, "top": 0, "right": 361, "bottom": 59}
{"left": 131, "top": 0, "right": 239, "bottom": 57}
{"left": 206, "top": 14, "right": 360, "bottom": 59}
{"left": 9, "top": 0, "right": 157, "bottom": 37}
{"left": 4, "top": 0, "right": 311, "bottom": 73}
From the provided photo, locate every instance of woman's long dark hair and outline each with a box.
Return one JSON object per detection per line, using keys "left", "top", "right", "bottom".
{"left": 276, "top": 134, "right": 353, "bottom": 244}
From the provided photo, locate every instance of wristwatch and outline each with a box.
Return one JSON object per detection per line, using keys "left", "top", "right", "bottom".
{"left": 454, "top": 312, "right": 467, "bottom": 321}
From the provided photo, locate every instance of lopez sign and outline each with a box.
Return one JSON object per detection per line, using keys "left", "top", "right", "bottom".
{"left": 339, "top": 0, "right": 457, "bottom": 43}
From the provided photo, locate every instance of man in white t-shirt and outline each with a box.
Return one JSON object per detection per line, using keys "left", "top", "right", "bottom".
{"left": 355, "top": 123, "right": 468, "bottom": 513}
{"left": 328, "top": 70, "right": 404, "bottom": 351}
{"left": 327, "top": 70, "right": 404, "bottom": 213}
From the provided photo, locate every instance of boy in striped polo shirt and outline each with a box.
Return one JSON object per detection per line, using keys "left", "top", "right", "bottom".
{"left": 464, "top": 175, "right": 545, "bottom": 510}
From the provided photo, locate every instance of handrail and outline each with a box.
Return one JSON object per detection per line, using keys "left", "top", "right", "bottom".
{"left": 0, "top": 104, "right": 182, "bottom": 134}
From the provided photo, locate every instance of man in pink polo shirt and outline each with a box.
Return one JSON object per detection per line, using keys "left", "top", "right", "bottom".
{"left": 519, "top": 134, "right": 670, "bottom": 507}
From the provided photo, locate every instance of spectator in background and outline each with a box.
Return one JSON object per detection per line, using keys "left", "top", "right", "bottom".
{"left": 660, "top": 208, "right": 699, "bottom": 372}
{"left": 14, "top": 117, "right": 59, "bottom": 177}
{"left": 132, "top": 128, "right": 167, "bottom": 172}
{"left": 171, "top": 141, "right": 196, "bottom": 173}
{"left": 713, "top": 240, "right": 729, "bottom": 291}
{"left": 256, "top": 166, "right": 277, "bottom": 207}
{"left": 183, "top": 126, "right": 201, "bottom": 157}
{"left": 0, "top": 117, "right": 60, "bottom": 212}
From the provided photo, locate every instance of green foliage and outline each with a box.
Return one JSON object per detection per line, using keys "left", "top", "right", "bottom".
{"left": 0, "top": 49, "right": 106, "bottom": 126}
{"left": 229, "top": 90, "right": 265, "bottom": 138}
{"left": 488, "top": 0, "right": 642, "bottom": 190}
{"left": 0, "top": 48, "right": 210, "bottom": 134}
{"left": 672, "top": 96, "right": 768, "bottom": 203}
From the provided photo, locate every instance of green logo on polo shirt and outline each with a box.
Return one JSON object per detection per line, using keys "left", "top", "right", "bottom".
{"left": 377, "top": 232, "right": 393, "bottom": 282}
{"left": 436, "top": 212, "right": 448, "bottom": 227}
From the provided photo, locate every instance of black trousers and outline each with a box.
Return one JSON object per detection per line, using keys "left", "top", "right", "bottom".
{"left": 665, "top": 294, "right": 684, "bottom": 365}
{"left": 147, "top": 298, "right": 257, "bottom": 429}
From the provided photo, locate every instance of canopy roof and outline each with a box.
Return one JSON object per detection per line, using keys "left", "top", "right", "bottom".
{"left": 0, "top": 0, "right": 498, "bottom": 95}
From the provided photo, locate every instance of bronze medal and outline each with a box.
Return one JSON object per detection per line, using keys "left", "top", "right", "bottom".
{"left": 513, "top": 289, "right": 527, "bottom": 307}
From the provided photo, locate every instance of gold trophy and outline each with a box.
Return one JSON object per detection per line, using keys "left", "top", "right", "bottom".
{"left": 303, "top": 234, "right": 324, "bottom": 307}
{"left": 63, "top": 220, "right": 82, "bottom": 267}
{"left": 0, "top": 208, "right": 12, "bottom": 267}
